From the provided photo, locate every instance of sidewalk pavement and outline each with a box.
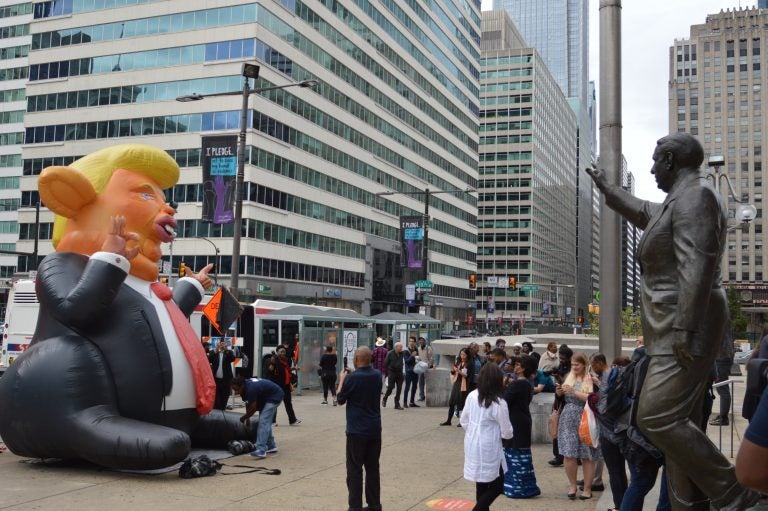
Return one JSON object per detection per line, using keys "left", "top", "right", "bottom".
{"left": 0, "top": 375, "right": 759, "bottom": 511}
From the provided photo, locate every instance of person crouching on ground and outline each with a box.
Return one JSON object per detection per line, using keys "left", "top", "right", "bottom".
{"left": 461, "top": 363, "right": 514, "bottom": 511}
{"left": 231, "top": 376, "right": 283, "bottom": 459}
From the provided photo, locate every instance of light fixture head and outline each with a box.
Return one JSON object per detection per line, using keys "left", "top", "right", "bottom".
{"left": 176, "top": 94, "right": 203, "bottom": 102}
{"left": 708, "top": 155, "right": 725, "bottom": 168}
{"left": 242, "top": 63, "right": 260, "bottom": 79}
{"left": 299, "top": 79, "right": 319, "bottom": 88}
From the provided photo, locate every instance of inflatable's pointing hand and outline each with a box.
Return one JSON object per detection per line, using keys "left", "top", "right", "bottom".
{"left": 191, "top": 263, "right": 215, "bottom": 289}
{"left": 102, "top": 216, "right": 140, "bottom": 259}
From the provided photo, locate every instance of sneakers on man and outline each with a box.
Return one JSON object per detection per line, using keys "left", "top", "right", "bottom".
{"left": 709, "top": 416, "right": 729, "bottom": 426}
{"left": 321, "top": 401, "right": 328, "bottom": 405}
{"left": 290, "top": 419, "right": 302, "bottom": 425}
{"left": 409, "top": 402, "right": 420, "bottom": 407}
{"left": 548, "top": 457, "right": 564, "bottom": 467}
{"left": 250, "top": 450, "right": 267, "bottom": 459}
{"left": 266, "top": 447, "right": 278, "bottom": 454}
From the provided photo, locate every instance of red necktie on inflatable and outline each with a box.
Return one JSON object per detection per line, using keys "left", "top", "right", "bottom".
{"left": 150, "top": 282, "right": 215, "bottom": 415}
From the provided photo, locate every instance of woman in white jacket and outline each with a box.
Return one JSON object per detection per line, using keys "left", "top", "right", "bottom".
{"left": 461, "top": 362, "right": 515, "bottom": 511}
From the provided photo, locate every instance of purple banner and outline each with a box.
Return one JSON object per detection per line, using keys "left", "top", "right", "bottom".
{"left": 400, "top": 215, "right": 425, "bottom": 269}
{"left": 202, "top": 135, "right": 238, "bottom": 224}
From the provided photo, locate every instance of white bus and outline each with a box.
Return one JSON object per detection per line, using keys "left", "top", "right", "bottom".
{"left": 0, "top": 280, "right": 39, "bottom": 377}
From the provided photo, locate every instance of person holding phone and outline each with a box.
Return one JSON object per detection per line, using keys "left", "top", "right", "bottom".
{"left": 441, "top": 348, "right": 473, "bottom": 426}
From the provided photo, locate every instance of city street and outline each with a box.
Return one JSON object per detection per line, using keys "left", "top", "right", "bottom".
{"left": 0, "top": 374, "right": 757, "bottom": 511}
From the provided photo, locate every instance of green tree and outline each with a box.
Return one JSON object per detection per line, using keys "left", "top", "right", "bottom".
{"left": 621, "top": 307, "right": 643, "bottom": 337}
{"left": 727, "top": 287, "right": 748, "bottom": 338}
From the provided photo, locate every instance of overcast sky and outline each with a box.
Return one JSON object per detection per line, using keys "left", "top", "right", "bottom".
{"left": 480, "top": 0, "right": 748, "bottom": 201}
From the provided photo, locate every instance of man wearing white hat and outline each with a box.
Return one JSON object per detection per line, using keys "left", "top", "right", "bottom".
{"left": 372, "top": 338, "right": 388, "bottom": 392}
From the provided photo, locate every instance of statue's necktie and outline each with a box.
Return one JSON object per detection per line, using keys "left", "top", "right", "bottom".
{"left": 150, "top": 282, "right": 214, "bottom": 415}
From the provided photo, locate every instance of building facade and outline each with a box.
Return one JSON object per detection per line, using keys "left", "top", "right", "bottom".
{"left": 620, "top": 161, "right": 640, "bottom": 311}
{"left": 479, "top": 10, "right": 577, "bottom": 330}
{"left": 490, "top": 0, "right": 595, "bottom": 320}
{"left": 13, "top": 0, "right": 481, "bottom": 323}
{"left": 0, "top": 1, "right": 31, "bottom": 316}
{"left": 670, "top": 6, "right": 768, "bottom": 328}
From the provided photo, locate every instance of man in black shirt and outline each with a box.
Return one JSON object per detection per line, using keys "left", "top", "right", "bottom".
{"left": 337, "top": 346, "right": 383, "bottom": 511}
{"left": 382, "top": 342, "right": 405, "bottom": 410}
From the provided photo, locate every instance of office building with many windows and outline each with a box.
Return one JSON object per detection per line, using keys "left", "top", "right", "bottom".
{"left": 0, "top": 1, "right": 32, "bottom": 314}
{"left": 490, "top": 0, "right": 595, "bottom": 318}
{"left": 478, "top": 10, "right": 577, "bottom": 329}
{"left": 13, "top": 0, "right": 480, "bottom": 323}
{"left": 670, "top": 6, "right": 768, "bottom": 328}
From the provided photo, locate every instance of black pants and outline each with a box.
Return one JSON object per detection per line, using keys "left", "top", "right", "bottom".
{"left": 715, "top": 383, "right": 731, "bottom": 418}
{"left": 601, "top": 435, "right": 628, "bottom": 508}
{"left": 474, "top": 467, "right": 504, "bottom": 511}
{"left": 273, "top": 384, "right": 297, "bottom": 424}
{"left": 321, "top": 373, "right": 337, "bottom": 401}
{"left": 346, "top": 433, "right": 381, "bottom": 510}
{"left": 383, "top": 372, "right": 403, "bottom": 406}
{"left": 213, "top": 377, "right": 231, "bottom": 410}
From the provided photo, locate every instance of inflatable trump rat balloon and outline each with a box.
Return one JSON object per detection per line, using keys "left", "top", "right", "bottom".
{"left": 0, "top": 144, "right": 255, "bottom": 469}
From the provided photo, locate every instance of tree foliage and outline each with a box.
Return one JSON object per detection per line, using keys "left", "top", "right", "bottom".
{"left": 727, "top": 287, "right": 748, "bottom": 338}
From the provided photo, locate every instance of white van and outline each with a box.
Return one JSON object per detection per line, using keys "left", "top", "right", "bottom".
{"left": 0, "top": 280, "right": 39, "bottom": 377}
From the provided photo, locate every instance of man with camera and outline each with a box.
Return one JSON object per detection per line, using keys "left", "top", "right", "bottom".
{"left": 337, "top": 346, "right": 382, "bottom": 511}
{"left": 209, "top": 339, "right": 236, "bottom": 410}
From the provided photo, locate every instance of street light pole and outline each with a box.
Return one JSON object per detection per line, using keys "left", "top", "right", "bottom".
{"left": 196, "top": 236, "right": 221, "bottom": 286}
{"left": 177, "top": 64, "right": 318, "bottom": 297}
{"left": 230, "top": 73, "right": 251, "bottom": 296}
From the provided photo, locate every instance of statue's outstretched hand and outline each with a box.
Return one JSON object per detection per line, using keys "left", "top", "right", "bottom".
{"left": 189, "top": 263, "right": 214, "bottom": 289}
{"left": 102, "top": 216, "right": 140, "bottom": 259}
{"left": 586, "top": 166, "right": 608, "bottom": 193}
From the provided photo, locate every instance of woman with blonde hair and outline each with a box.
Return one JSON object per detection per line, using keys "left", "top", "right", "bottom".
{"left": 556, "top": 352, "right": 600, "bottom": 500}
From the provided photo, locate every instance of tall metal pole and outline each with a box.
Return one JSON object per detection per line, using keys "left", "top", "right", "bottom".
{"left": 230, "top": 76, "right": 250, "bottom": 297}
{"left": 423, "top": 188, "right": 430, "bottom": 283}
{"left": 599, "top": 0, "right": 623, "bottom": 360}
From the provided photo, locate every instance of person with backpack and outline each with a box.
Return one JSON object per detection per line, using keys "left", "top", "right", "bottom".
{"left": 599, "top": 345, "right": 667, "bottom": 511}
{"left": 590, "top": 353, "right": 628, "bottom": 511}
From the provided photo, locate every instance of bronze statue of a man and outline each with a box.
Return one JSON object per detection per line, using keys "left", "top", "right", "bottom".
{"left": 588, "top": 133, "right": 758, "bottom": 511}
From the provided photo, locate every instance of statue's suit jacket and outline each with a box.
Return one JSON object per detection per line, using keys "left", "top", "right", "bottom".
{"left": 32, "top": 251, "right": 204, "bottom": 426}
{"left": 606, "top": 170, "right": 727, "bottom": 358}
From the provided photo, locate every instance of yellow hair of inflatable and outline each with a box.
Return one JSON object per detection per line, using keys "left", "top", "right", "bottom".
{"left": 49, "top": 144, "right": 180, "bottom": 248}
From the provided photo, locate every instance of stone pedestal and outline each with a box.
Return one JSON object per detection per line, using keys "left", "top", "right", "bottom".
{"left": 425, "top": 368, "right": 452, "bottom": 407}
{"left": 531, "top": 392, "right": 556, "bottom": 444}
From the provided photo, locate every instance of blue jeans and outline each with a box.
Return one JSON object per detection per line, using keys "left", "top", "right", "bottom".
{"left": 621, "top": 461, "right": 660, "bottom": 511}
{"left": 255, "top": 401, "right": 279, "bottom": 452}
{"left": 404, "top": 372, "right": 418, "bottom": 404}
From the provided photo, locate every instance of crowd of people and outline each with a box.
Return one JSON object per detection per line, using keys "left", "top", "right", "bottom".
{"left": 214, "top": 332, "right": 768, "bottom": 511}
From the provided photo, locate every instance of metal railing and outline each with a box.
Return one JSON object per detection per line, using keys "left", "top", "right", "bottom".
{"left": 713, "top": 379, "right": 736, "bottom": 458}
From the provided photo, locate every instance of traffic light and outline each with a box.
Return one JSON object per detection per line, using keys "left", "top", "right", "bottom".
{"left": 468, "top": 273, "right": 476, "bottom": 289}
{"left": 178, "top": 262, "right": 187, "bottom": 278}
{"left": 509, "top": 276, "right": 516, "bottom": 290}
{"left": 160, "top": 277, "right": 169, "bottom": 284}
{"left": 588, "top": 303, "right": 595, "bottom": 314}
{"left": 577, "top": 315, "right": 584, "bottom": 324}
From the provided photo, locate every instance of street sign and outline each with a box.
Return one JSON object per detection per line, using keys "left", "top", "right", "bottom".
{"left": 487, "top": 276, "right": 498, "bottom": 287}
{"left": 415, "top": 279, "right": 433, "bottom": 292}
{"left": 520, "top": 285, "right": 539, "bottom": 291}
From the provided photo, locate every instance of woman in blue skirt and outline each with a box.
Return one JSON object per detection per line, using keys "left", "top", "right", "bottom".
{"left": 502, "top": 354, "right": 541, "bottom": 498}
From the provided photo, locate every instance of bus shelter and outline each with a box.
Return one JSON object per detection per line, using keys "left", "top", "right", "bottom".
{"left": 371, "top": 312, "right": 442, "bottom": 347}
{"left": 255, "top": 305, "right": 374, "bottom": 392}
